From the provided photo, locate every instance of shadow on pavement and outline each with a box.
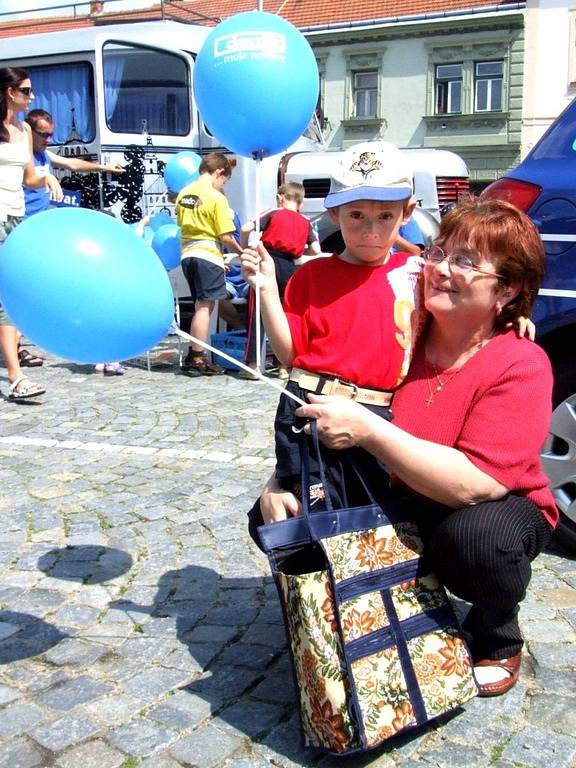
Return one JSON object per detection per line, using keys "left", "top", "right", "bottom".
{"left": 0, "top": 610, "right": 69, "bottom": 663}
{"left": 0, "top": 546, "right": 134, "bottom": 664}
{"left": 107, "top": 563, "right": 443, "bottom": 765}
{"left": 37, "top": 545, "right": 133, "bottom": 583}
{"left": 108, "top": 563, "right": 314, "bottom": 759}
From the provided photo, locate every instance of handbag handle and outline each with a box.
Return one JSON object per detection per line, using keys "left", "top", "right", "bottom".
{"left": 301, "top": 421, "right": 380, "bottom": 515}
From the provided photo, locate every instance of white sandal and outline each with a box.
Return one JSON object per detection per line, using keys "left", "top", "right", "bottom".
{"left": 8, "top": 375, "right": 46, "bottom": 401}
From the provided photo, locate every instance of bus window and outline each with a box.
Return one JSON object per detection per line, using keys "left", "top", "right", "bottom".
{"left": 102, "top": 42, "right": 190, "bottom": 136}
{"left": 26, "top": 61, "right": 95, "bottom": 145}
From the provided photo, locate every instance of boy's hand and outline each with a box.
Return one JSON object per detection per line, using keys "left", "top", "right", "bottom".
{"left": 513, "top": 316, "right": 536, "bottom": 341}
{"left": 240, "top": 242, "right": 277, "bottom": 290}
{"left": 260, "top": 474, "right": 302, "bottom": 523}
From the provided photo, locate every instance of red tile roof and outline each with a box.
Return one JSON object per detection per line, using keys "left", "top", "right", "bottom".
{"left": 0, "top": 0, "right": 523, "bottom": 40}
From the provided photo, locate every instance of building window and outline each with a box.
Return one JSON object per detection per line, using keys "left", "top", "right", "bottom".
{"left": 475, "top": 61, "right": 503, "bottom": 111}
{"left": 353, "top": 71, "right": 378, "bottom": 117}
{"left": 435, "top": 64, "right": 463, "bottom": 114}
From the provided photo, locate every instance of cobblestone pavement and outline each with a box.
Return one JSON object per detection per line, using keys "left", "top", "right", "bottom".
{"left": 0, "top": 342, "right": 575, "bottom": 768}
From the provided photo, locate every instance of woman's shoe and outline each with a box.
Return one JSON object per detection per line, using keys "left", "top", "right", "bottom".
{"left": 474, "top": 651, "right": 522, "bottom": 697}
{"left": 8, "top": 375, "right": 46, "bottom": 401}
{"left": 104, "top": 363, "right": 125, "bottom": 376}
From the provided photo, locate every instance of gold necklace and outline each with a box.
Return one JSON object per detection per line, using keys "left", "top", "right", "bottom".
{"left": 424, "top": 359, "right": 460, "bottom": 407}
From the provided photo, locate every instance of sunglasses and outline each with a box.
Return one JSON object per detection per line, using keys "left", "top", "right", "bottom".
{"left": 16, "top": 86, "right": 33, "bottom": 96}
{"left": 33, "top": 130, "right": 54, "bottom": 139}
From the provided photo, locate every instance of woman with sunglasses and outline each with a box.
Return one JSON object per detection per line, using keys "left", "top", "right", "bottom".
{"left": 254, "top": 197, "right": 556, "bottom": 698}
{"left": 0, "top": 67, "right": 61, "bottom": 401}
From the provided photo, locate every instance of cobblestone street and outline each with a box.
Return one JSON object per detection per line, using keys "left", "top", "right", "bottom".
{"left": 0, "top": 343, "right": 575, "bottom": 768}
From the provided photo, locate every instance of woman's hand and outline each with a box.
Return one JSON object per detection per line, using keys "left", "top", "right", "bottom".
{"left": 295, "top": 394, "right": 373, "bottom": 450}
{"left": 260, "top": 474, "right": 302, "bottom": 524}
{"left": 240, "top": 242, "right": 277, "bottom": 292}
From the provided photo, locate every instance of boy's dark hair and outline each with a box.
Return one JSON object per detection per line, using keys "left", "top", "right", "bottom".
{"left": 25, "top": 108, "right": 53, "bottom": 130}
{"left": 278, "top": 181, "right": 305, "bottom": 205}
{"left": 199, "top": 152, "right": 236, "bottom": 178}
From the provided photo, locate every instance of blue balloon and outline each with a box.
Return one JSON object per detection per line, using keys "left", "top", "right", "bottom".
{"left": 151, "top": 223, "right": 181, "bottom": 271}
{"left": 164, "top": 151, "right": 202, "bottom": 193}
{"left": 148, "top": 211, "right": 174, "bottom": 231}
{"left": 193, "top": 12, "right": 319, "bottom": 159}
{"left": 0, "top": 208, "right": 174, "bottom": 364}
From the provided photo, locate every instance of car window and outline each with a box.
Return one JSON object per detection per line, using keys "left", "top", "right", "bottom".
{"left": 531, "top": 97, "right": 576, "bottom": 161}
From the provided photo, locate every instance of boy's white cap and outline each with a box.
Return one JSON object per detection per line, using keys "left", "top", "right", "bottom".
{"left": 325, "top": 141, "right": 413, "bottom": 209}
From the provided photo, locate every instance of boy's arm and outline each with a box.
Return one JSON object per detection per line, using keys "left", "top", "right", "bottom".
{"left": 304, "top": 240, "right": 322, "bottom": 256}
{"left": 218, "top": 231, "right": 243, "bottom": 256}
{"left": 241, "top": 243, "right": 295, "bottom": 366}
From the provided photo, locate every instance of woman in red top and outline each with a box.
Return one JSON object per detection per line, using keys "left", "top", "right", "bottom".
{"left": 256, "top": 197, "right": 556, "bottom": 698}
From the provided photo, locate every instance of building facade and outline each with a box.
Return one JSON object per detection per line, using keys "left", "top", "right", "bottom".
{"left": 2, "top": 1, "right": 576, "bottom": 187}
{"left": 305, "top": 7, "right": 525, "bottom": 190}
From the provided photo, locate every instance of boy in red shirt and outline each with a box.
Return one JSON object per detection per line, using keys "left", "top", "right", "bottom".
{"left": 241, "top": 142, "right": 423, "bottom": 507}
{"left": 240, "top": 181, "right": 320, "bottom": 380}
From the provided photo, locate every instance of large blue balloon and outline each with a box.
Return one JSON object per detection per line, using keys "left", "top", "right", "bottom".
{"left": 151, "top": 223, "right": 181, "bottom": 271}
{"left": 163, "top": 151, "right": 202, "bottom": 193}
{"left": 0, "top": 208, "right": 174, "bottom": 364}
{"left": 193, "top": 12, "right": 319, "bottom": 159}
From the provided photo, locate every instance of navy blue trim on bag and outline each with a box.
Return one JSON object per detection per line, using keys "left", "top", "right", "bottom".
{"left": 380, "top": 589, "right": 428, "bottom": 725}
{"left": 343, "top": 604, "right": 459, "bottom": 662}
{"left": 258, "top": 500, "right": 407, "bottom": 553}
{"left": 336, "top": 558, "right": 425, "bottom": 602}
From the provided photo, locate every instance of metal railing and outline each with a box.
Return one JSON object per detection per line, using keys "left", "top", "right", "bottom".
{"left": 0, "top": 1, "right": 220, "bottom": 26}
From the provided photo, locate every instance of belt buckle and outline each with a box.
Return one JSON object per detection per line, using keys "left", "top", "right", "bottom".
{"left": 332, "top": 377, "right": 359, "bottom": 400}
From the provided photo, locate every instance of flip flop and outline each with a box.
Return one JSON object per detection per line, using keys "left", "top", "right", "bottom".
{"left": 8, "top": 375, "right": 46, "bottom": 401}
{"left": 18, "top": 348, "right": 44, "bottom": 367}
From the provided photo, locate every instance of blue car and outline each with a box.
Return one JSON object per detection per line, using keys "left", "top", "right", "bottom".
{"left": 483, "top": 97, "right": 576, "bottom": 552}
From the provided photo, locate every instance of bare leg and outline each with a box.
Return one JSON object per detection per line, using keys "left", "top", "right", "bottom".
{"left": 0, "top": 324, "right": 23, "bottom": 382}
{"left": 189, "top": 299, "right": 214, "bottom": 354}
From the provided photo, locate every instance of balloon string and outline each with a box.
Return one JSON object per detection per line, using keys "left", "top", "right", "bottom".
{"left": 254, "top": 158, "right": 262, "bottom": 372}
{"left": 172, "top": 328, "right": 306, "bottom": 407}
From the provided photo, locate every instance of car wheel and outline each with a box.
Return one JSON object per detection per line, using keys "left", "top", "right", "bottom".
{"left": 541, "top": 393, "right": 576, "bottom": 553}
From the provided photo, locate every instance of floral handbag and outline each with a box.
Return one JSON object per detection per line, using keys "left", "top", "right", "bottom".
{"left": 258, "top": 428, "right": 478, "bottom": 755}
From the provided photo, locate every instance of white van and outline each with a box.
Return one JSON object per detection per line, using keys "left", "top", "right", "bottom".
{"left": 284, "top": 146, "right": 470, "bottom": 252}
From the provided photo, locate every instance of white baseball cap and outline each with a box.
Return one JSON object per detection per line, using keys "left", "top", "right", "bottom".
{"left": 325, "top": 141, "right": 413, "bottom": 209}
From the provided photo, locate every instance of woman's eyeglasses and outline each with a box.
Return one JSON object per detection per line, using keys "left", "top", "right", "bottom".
{"left": 16, "top": 86, "right": 33, "bottom": 96}
{"left": 423, "top": 245, "right": 504, "bottom": 279}
{"left": 33, "top": 130, "right": 54, "bottom": 139}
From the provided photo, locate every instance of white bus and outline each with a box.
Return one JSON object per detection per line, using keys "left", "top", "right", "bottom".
{"left": 0, "top": 17, "right": 325, "bottom": 225}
